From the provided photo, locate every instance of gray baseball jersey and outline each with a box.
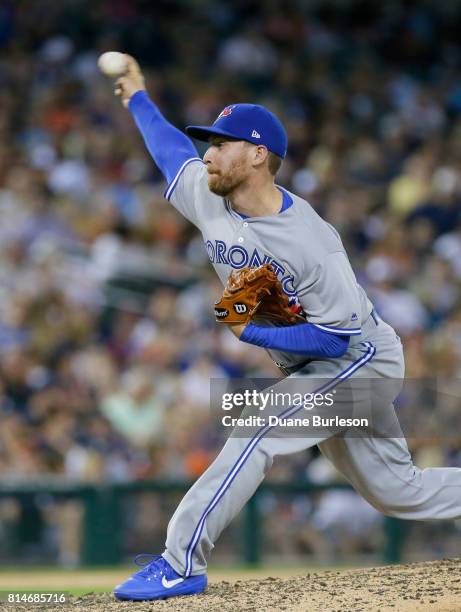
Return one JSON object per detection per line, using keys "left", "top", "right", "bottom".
{"left": 166, "top": 158, "right": 373, "bottom": 369}
{"left": 160, "top": 157, "right": 461, "bottom": 578}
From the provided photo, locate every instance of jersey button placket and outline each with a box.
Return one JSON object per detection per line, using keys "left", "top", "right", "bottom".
{"left": 235, "top": 218, "right": 248, "bottom": 245}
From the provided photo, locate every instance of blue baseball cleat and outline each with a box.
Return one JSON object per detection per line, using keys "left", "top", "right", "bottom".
{"left": 113, "top": 554, "right": 207, "bottom": 601}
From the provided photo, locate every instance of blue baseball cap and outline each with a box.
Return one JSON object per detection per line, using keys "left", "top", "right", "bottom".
{"left": 186, "top": 104, "right": 288, "bottom": 159}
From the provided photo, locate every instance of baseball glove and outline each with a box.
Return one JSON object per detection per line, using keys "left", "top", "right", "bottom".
{"left": 214, "top": 264, "right": 304, "bottom": 325}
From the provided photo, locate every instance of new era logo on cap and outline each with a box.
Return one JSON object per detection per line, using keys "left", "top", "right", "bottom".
{"left": 251, "top": 130, "right": 260, "bottom": 138}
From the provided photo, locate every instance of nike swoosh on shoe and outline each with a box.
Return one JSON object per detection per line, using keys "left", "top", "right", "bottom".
{"left": 161, "top": 576, "right": 185, "bottom": 589}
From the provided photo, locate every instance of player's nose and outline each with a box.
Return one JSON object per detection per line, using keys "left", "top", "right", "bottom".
{"left": 203, "top": 146, "right": 215, "bottom": 166}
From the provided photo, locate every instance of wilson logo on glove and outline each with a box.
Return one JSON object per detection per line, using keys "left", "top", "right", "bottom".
{"left": 233, "top": 303, "right": 248, "bottom": 314}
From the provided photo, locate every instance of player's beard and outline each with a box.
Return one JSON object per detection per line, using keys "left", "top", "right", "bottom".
{"left": 207, "top": 160, "right": 247, "bottom": 197}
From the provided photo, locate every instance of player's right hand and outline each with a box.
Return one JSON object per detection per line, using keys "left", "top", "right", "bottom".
{"left": 114, "top": 55, "right": 146, "bottom": 108}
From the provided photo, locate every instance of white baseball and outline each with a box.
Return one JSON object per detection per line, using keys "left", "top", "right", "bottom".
{"left": 97, "top": 52, "right": 128, "bottom": 77}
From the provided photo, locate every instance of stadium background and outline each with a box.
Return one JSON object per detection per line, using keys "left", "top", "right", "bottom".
{"left": 0, "top": 0, "right": 460, "bottom": 573}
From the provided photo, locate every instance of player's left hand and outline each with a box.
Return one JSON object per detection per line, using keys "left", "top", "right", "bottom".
{"left": 214, "top": 264, "right": 303, "bottom": 326}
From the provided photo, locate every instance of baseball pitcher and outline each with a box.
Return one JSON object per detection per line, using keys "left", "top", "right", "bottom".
{"left": 112, "top": 56, "right": 461, "bottom": 601}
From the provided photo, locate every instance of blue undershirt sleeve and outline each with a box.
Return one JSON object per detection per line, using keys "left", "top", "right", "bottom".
{"left": 128, "top": 90, "right": 199, "bottom": 184}
{"left": 240, "top": 322, "right": 350, "bottom": 358}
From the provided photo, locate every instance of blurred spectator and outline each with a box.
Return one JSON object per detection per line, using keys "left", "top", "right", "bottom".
{"left": 101, "top": 366, "right": 166, "bottom": 448}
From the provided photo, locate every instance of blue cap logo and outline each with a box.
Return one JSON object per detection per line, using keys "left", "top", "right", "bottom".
{"left": 216, "top": 106, "right": 234, "bottom": 120}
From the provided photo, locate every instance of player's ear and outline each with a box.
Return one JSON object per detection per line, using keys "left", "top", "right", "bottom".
{"left": 252, "top": 145, "right": 269, "bottom": 169}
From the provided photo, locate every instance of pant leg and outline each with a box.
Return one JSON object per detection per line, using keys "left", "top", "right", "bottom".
{"left": 318, "top": 402, "right": 461, "bottom": 520}
{"left": 163, "top": 432, "right": 324, "bottom": 576}
{"left": 163, "top": 342, "right": 378, "bottom": 576}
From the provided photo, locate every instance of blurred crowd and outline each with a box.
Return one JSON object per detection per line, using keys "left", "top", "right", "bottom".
{"left": 0, "top": 0, "right": 461, "bottom": 562}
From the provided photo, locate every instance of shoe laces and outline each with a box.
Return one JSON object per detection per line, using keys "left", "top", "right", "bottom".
{"left": 133, "top": 554, "right": 171, "bottom": 579}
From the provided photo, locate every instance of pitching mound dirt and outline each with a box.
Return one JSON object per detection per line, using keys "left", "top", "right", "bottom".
{"left": 4, "top": 558, "right": 461, "bottom": 611}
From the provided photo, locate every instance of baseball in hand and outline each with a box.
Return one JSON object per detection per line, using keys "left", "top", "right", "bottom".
{"left": 97, "top": 52, "right": 128, "bottom": 77}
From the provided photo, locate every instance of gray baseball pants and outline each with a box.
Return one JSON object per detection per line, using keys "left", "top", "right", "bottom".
{"left": 163, "top": 317, "right": 461, "bottom": 576}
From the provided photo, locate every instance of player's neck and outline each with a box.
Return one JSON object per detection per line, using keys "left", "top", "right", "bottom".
{"left": 228, "top": 179, "right": 282, "bottom": 217}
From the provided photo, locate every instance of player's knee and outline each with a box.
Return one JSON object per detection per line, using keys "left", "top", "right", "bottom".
{"left": 377, "top": 505, "right": 406, "bottom": 519}
{"left": 358, "top": 478, "right": 423, "bottom": 518}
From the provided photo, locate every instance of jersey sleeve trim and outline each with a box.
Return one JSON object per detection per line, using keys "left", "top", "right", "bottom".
{"left": 164, "top": 157, "right": 204, "bottom": 201}
{"left": 311, "top": 323, "right": 361, "bottom": 336}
